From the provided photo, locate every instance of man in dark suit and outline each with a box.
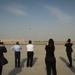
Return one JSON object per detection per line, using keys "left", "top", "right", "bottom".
{"left": 0, "top": 42, "right": 7, "bottom": 75}
{"left": 65, "top": 39, "right": 73, "bottom": 67}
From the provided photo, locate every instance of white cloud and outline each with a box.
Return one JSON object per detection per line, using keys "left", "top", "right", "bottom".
{"left": 5, "top": 4, "right": 28, "bottom": 16}
{"left": 44, "top": 5, "right": 73, "bottom": 23}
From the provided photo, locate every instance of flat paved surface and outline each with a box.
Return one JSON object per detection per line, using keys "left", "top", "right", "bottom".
{"left": 2, "top": 45, "right": 75, "bottom": 75}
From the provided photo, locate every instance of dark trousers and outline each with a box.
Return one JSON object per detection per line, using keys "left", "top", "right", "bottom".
{"left": 45, "top": 57, "right": 57, "bottom": 75}
{"left": 15, "top": 52, "right": 20, "bottom": 68}
{"left": 67, "top": 52, "right": 72, "bottom": 66}
{"left": 0, "top": 66, "right": 3, "bottom": 75}
{"left": 27, "top": 52, "right": 34, "bottom": 67}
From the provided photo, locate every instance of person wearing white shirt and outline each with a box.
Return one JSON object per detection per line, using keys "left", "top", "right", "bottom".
{"left": 11, "top": 41, "right": 22, "bottom": 68}
{"left": 26, "top": 40, "right": 34, "bottom": 67}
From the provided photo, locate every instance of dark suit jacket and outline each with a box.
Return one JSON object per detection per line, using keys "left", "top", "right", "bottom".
{"left": 65, "top": 43, "right": 73, "bottom": 53}
{"left": 0, "top": 46, "right": 7, "bottom": 66}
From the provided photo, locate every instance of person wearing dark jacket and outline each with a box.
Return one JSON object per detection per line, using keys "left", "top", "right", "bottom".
{"left": 65, "top": 39, "right": 73, "bottom": 67}
{"left": 45, "top": 39, "right": 57, "bottom": 75}
{"left": 0, "top": 42, "right": 7, "bottom": 75}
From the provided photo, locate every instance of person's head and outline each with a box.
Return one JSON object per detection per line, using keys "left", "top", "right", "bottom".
{"left": 67, "top": 39, "right": 71, "bottom": 43}
{"left": 16, "top": 41, "right": 19, "bottom": 45}
{"left": 29, "top": 40, "right": 32, "bottom": 44}
{"left": 48, "top": 38, "right": 54, "bottom": 45}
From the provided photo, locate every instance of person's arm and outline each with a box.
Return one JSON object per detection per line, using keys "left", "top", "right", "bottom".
{"left": 45, "top": 42, "right": 48, "bottom": 50}
{"left": 45, "top": 45, "right": 47, "bottom": 50}
{"left": 3, "top": 46, "right": 7, "bottom": 53}
{"left": 71, "top": 43, "right": 73, "bottom": 46}
{"left": 11, "top": 46, "right": 15, "bottom": 50}
{"left": 33, "top": 45, "right": 34, "bottom": 49}
{"left": 65, "top": 43, "right": 67, "bottom": 47}
{"left": 71, "top": 43, "right": 73, "bottom": 52}
{"left": 20, "top": 45, "right": 22, "bottom": 50}
{"left": 53, "top": 46, "right": 55, "bottom": 51}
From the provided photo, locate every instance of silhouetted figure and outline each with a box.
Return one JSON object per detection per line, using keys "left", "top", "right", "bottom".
{"left": 45, "top": 39, "right": 57, "bottom": 75}
{"left": 65, "top": 39, "right": 73, "bottom": 67}
{"left": 0, "top": 42, "right": 7, "bottom": 75}
{"left": 11, "top": 41, "right": 22, "bottom": 68}
{"left": 26, "top": 40, "right": 34, "bottom": 67}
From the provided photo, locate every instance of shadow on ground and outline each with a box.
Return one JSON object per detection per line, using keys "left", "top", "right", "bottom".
{"left": 59, "top": 56, "right": 75, "bottom": 73}
{"left": 33, "top": 57, "right": 38, "bottom": 66}
{"left": 8, "top": 58, "right": 27, "bottom": 75}
{"left": 8, "top": 57, "right": 38, "bottom": 75}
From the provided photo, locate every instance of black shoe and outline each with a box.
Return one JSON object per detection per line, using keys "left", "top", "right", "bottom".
{"left": 27, "top": 65, "right": 29, "bottom": 67}
{"left": 18, "top": 66, "right": 20, "bottom": 68}
{"left": 30, "top": 65, "right": 32, "bottom": 67}
{"left": 15, "top": 66, "right": 17, "bottom": 68}
{"left": 68, "top": 65, "right": 73, "bottom": 67}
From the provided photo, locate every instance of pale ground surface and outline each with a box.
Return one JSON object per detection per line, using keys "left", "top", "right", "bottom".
{"left": 2, "top": 45, "right": 75, "bottom": 75}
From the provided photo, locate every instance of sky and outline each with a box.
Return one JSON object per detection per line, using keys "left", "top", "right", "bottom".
{"left": 0, "top": 0, "right": 75, "bottom": 41}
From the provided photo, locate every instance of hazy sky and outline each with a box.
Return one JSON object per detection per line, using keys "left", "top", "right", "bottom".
{"left": 0, "top": 0, "right": 75, "bottom": 41}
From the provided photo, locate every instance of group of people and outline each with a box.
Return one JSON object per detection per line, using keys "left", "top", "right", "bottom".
{"left": 0, "top": 38, "right": 73, "bottom": 75}
{"left": 45, "top": 38, "right": 73, "bottom": 75}
{"left": 11, "top": 40, "right": 34, "bottom": 68}
{"left": 0, "top": 40, "right": 34, "bottom": 75}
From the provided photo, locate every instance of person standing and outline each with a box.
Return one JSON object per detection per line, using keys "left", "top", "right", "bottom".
{"left": 45, "top": 39, "right": 57, "bottom": 75}
{"left": 0, "top": 42, "right": 7, "bottom": 75}
{"left": 11, "top": 41, "right": 22, "bottom": 68}
{"left": 26, "top": 40, "right": 34, "bottom": 67}
{"left": 65, "top": 39, "right": 73, "bottom": 67}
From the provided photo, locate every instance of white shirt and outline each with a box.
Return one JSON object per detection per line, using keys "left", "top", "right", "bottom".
{"left": 26, "top": 44, "right": 34, "bottom": 52}
{"left": 11, "top": 45, "right": 22, "bottom": 52}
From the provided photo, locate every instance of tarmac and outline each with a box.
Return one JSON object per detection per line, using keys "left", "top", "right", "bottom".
{"left": 2, "top": 45, "right": 75, "bottom": 75}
